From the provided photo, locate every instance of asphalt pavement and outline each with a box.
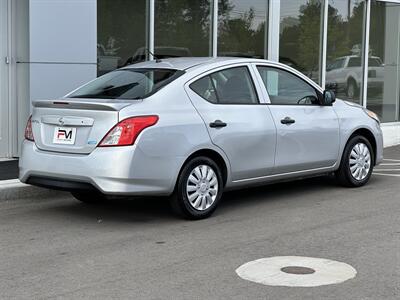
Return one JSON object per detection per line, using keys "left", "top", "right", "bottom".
{"left": 0, "top": 147, "right": 399, "bottom": 299}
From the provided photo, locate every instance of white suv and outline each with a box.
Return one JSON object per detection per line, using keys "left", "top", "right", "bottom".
{"left": 326, "top": 55, "right": 384, "bottom": 99}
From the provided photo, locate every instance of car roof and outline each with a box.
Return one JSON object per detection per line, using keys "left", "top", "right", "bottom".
{"left": 336, "top": 55, "right": 381, "bottom": 60}
{"left": 122, "top": 57, "right": 275, "bottom": 71}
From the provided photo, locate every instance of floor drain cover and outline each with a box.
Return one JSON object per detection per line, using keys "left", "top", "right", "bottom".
{"left": 236, "top": 256, "right": 357, "bottom": 287}
{"left": 281, "top": 266, "right": 315, "bottom": 275}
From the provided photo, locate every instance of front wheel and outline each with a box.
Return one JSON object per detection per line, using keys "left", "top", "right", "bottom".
{"left": 336, "top": 136, "right": 374, "bottom": 187}
{"left": 170, "top": 157, "right": 223, "bottom": 220}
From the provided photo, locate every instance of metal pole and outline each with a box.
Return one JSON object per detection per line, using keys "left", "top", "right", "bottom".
{"left": 148, "top": 0, "right": 155, "bottom": 60}
{"left": 361, "top": 0, "right": 371, "bottom": 108}
{"left": 320, "top": 0, "right": 329, "bottom": 88}
{"left": 268, "top": 0, "right": 280, "bottom": 61}
{"left": 212, "top": 0, "right": 218, "bottom": 57}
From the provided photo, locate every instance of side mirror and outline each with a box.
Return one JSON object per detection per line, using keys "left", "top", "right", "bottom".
{"left": 323, "top": 90, "right": 336, "bottom": 106}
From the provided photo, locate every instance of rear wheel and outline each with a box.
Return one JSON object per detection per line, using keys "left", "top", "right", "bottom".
{"left": 71, "top": 191, "right": 105, "bottom": 204}
{"left": 336, "top": 136, "right": 374, "bottom": 187}
{"left": 170, "top": 156, "right": 223, "bottom": 220}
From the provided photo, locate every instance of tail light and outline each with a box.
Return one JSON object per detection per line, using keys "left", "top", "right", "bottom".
{"left": 25, "top": 115, "right": 35, "bottom": 141}
{"left": 99, "top": 115, "right": 159, "bottom": 147}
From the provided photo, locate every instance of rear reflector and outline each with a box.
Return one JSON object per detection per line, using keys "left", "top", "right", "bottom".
{"left": 24, "top": 115, "right": 34, "bottom": 142}
{"left": 99, "top": 116, "right": 159, "bottom": 147}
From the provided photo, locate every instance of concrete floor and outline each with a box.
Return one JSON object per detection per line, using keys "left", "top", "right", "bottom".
{"left": 0, "top": 147, "right": 399, "bottom": 299}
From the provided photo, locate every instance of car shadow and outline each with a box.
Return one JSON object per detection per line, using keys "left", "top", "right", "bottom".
{"left": 219, "top": 176, "right": 337, "bottom": 209}
{"left": 46, "top": 195, "right": 174, "bottom": 224}
{"left": 43, "top": 176, "right": 345, "bottom": 224}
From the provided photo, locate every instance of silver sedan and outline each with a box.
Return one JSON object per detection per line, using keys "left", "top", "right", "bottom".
{"left": 19, "top": 57, "right": 383, "bottom": 219}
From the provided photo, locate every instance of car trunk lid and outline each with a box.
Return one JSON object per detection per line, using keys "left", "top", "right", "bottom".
{"left": 31, "top": 98, "right": 137, "bottom": 154}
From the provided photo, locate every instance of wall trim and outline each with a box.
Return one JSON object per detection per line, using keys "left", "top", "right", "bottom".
{"left": 381, "top": 122, "right": 400, "bottom": 147}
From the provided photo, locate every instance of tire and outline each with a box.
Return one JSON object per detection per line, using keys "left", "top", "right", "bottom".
{"left": 336, "top": 135, "right": 374, "bottom": 187}
{"left": 71, "top": 191, "right": 105, "bottom": 204}
{"left": 346, "top": 80, "right": 359, "bottom": 99}
{"left": 170, "top": 156, "right": 224, "bottom": 220}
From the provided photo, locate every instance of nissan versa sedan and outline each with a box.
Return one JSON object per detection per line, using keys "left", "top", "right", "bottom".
{"left": 19, "top": 57, "right": 383, "bottom": 219}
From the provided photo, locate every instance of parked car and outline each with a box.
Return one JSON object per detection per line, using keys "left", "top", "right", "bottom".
{"left": 326, "top": 55, "right": 384, "bottom": 99}
{"left": 20, "top": 57, "right": 383, "bottom": 219}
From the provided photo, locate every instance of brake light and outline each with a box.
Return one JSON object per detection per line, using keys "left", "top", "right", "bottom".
{"left": 25, "top": 115, "right": 34, "bottom": 141}
{"left": 99, "top": 116, "right": 159, "bottom": 147}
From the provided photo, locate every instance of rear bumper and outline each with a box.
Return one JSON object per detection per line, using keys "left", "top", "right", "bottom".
{"left": 26, "top": 176, "right": 99, "bottom": 192}
{"left": 19, "top": 140, "right": 182, "bottom": 196}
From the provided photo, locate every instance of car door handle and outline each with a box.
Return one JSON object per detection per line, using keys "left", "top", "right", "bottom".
{"left": 209, "top": 120, "right": 227, "bottom": 128}
{"left": 281, "top": 117, "right": 296, "bottom": 125}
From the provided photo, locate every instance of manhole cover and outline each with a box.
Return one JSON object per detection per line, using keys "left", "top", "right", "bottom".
{"left": 236, "top": 256, "right": 357, "bottom": 287}
{"left": 281, "top": 266, "right": 315, "bottom": 275}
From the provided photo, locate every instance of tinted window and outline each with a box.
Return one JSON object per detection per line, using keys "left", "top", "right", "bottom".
{"left": 280, "top": 0, "right": 323, "bottom": 84}
{"left": 348, "top": 57, "right": 361, "bottom": 67}
{"left": 69, "top": 68, "right": 184, "bottom": 100}
{"left": 190, "top": 67, "right": 258, "bottom": 105}
{"left": 155, "top": 0, "right": 212, "bottom": 57}
{"left": 348, "top": 57, "right": 382, "bottom": 68}
{"left": 257, "top": 66, "right": 320, "bottom": 105}
{"left": 218, "top": 0, "right": 268, "bottom": 59}
{"left": 97, "top": 0, "right": 147, "bottom": 76}
{"left": 190, "top": 76, "right": 218, "bottom": 104}
{"left": 328, "top": 58, "right": 346, "bottom": 70}
{"left": 369, "top": 58, "right": 382, "bottom": 67}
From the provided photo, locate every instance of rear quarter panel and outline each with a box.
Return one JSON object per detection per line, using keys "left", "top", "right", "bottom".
{"left": 118, "top": 80, "right": 231, "bottom": 194}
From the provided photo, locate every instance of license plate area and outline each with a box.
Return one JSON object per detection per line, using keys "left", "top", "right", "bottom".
{"left": 53, "top": 127, "right": 77, "bottom": 145}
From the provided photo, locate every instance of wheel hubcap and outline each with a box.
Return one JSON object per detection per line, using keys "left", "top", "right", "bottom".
{"left": 186, "top": 165, "right": 218, "bottom": 211}
{"left": 349, "top": 143, "right": 371, "bottom": 181}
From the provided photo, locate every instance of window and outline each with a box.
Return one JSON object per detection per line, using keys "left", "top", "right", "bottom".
{"left": 326, "top": 0, "right": 365, "bottom": 104}
{"left": 367, "top": 0, "right": 400, "bottom": 122}
{"left": 69, "top": 68, "right": 184, "bottom": 100}
{"left": 348, "top": 57, "right": 362, "bottom": 68}
{"left": 155, "top": 0, "right": 213, "bottom": 58}
{"left": 190, "top": 67, "right": 259, "bottom": 104}
{"left": 257, "top": 66, "right": 320, "bottom": 105}
{"left": 347, "top": 57, "right": 382, "bottom": 68}
{"left": 190, "top": 76, "right": 218, "bottom": 104}
{"left": 280, "top": 0, "right": 323, "bottom": 84}
{"left": 327, "top": 58, "right": 346, "bottom": 71}
{"left": 97, "top": 0, "right": 147, "bottom": 76}
{"left": 218, "top": 0, "right": 268, "bottom": 58}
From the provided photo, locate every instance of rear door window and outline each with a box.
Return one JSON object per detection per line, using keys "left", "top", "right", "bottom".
{"left": 190, "top": 66, "right": 259, "bottom": 105}
{"left": 68, "top": 68, "right": 184, "bottom": 100}
{"left": 189, "top": 76, "right": 218, "bottom": 104}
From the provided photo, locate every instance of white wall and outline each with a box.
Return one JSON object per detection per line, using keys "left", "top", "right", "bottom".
{"left": 0, "top": 0, "right": 9, "bottom": 157}
{"left": 14, "top": 0, "right": 30, "bottom": 157}
{"left": 381, "top": 123, "right": 400, "bottom": 148}
{"left": 29, "top": 0, "right": 97, "bottom": 102}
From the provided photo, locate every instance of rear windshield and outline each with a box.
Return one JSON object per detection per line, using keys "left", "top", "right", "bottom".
{"left": 68, "top": 68, "right": 184, "bottom": 100}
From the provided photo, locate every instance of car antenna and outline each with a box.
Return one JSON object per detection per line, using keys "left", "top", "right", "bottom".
{"left": 146, "top": 48, "right": 162, "bottom": 63}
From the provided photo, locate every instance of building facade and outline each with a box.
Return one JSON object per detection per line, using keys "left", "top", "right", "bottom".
{"left": 0, "top": 0, "right": 399, "bottom": 159}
